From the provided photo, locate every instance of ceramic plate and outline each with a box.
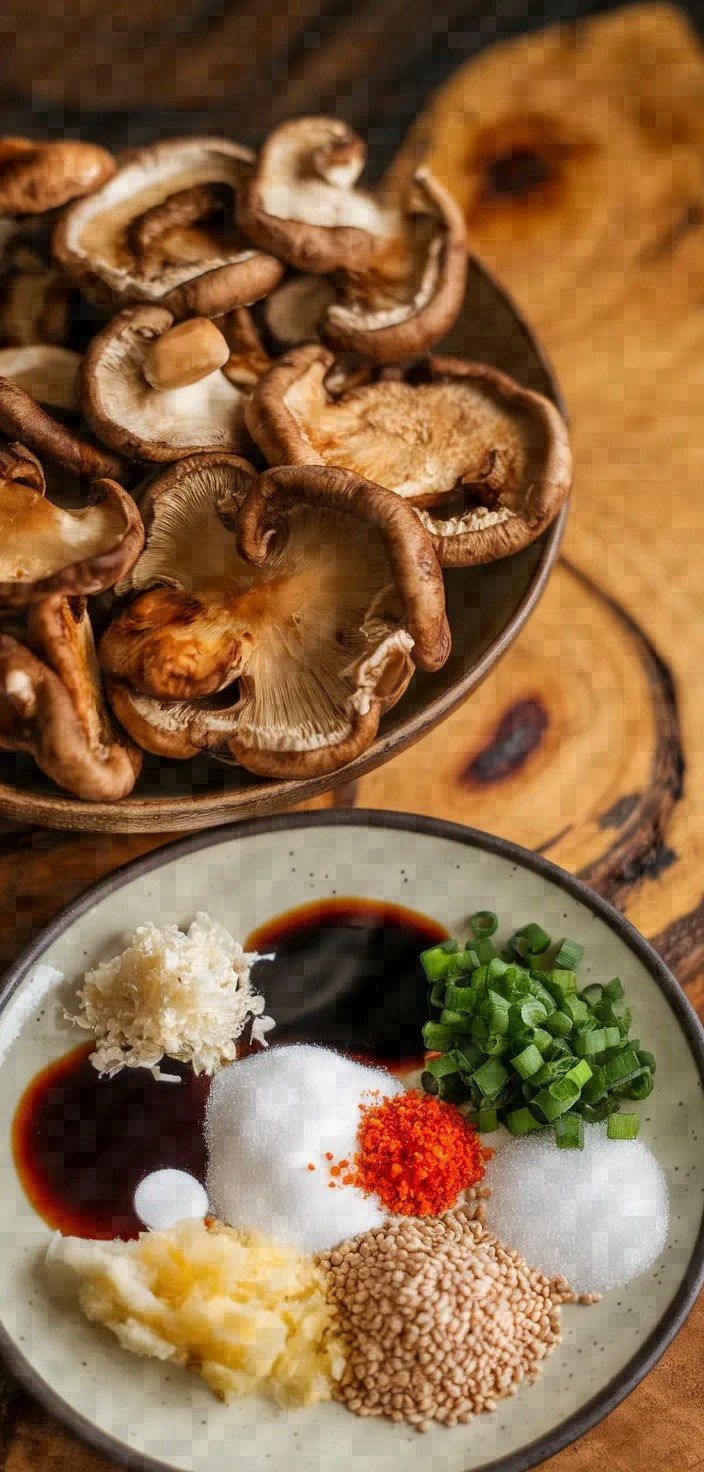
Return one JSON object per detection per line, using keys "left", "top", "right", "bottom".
{"left": 0, "top": 811, "right": 702, "bottom": 1472}
{"left": 0, "top": 259, "right": 566, "bottom": 833}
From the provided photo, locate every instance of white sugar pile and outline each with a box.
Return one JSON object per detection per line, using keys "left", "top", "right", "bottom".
{"left": 485, "top": 1123, "right": 669, "bottom": 1295}
{"left": 205, "top": 1043, "right": 402, "bottom": 1254}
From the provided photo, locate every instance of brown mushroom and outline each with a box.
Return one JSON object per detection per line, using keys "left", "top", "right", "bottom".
{"left": 0, "top": 264, "right": 71, "bottom": 348}
{"left": 238, "top": 119, "right": 467, "bottom": 361}
{"left": 0, "top": 474, "right": 144, "bottom": 605}
{"left": 100, "top": 454, "right": 449, "bottom": 777}
{"left": 0, "top": 345, "right": 80, "bottom": 411}
{"left": 245, "top": 344, "right": 572, "bottom": 566}
{"left": 322, "top": 171, "right": 469, "bottom": 362}
{"left": 53, "top": 138, "right": 284, "bottom": 318}
{"left": 238, "top": 118, "right": 380, "bottom": 275}
{"left": 263, "top": 274, "right": 337, "bottom": 348}
{"left": 0, "top": 595, "right": 141, "bottom": 800}
{"left": 0, "top": 375, "right": 123, "bottom": 481}
{"left": 0, "top": 139, "right": 115, "bottom": 216}
{"left": 0, "top": 441, "right": 45, "bottom": 493}
{"left": 219, "top": 306, "right": 273, "bottom": 389}
{"left": 80, "top": 306, "right": 250, "bottom": 461}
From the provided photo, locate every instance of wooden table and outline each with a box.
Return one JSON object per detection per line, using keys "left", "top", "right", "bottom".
{"left": 1, "top": 3, "right": 704, "bottom": 1467}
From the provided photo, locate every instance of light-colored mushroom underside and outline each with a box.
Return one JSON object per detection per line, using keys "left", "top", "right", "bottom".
{"left": 61, "top": 143, "right": 258, "bottom": 297}
{"left": 0, "top": 482, "right": 129, "bottom": 586}
{"left": 89, "top": 330, "right": 244, "bottom": 452}
{"left": 120, "top": 460, "right": 411, "bottom": 752}
{"left": 282, "top": 361, "right": 532, "bottom": 522}
{"left": 0, "top": 345, "right": 80, "bottom": 411}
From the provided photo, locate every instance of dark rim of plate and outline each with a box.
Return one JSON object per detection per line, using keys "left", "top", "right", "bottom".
{"left": 0, "top": 809, "right": 702, "bottom": 1472}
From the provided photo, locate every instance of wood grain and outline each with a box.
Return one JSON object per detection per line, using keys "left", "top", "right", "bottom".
{"left": 0, "top": 3, "right": 703, "bottom": 1469}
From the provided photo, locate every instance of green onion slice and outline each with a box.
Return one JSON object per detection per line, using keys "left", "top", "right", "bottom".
{"left": 469, "top": 911, "right": 499, "bottom": 938}
{"left": 554, "top": 938, "right": 585, "bottom": 971}
{"left": 607, "top": 1112, "right": 640, "bottom": 1140}
{"left": 555, "top": 1113, "right": 584, "bottom": 1149}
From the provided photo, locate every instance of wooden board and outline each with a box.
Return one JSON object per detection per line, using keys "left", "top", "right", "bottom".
{"left": 1, "top": 4, "right": 703, "bottom": 1467}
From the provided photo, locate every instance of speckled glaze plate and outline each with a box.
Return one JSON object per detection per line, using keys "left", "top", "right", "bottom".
{"left": 0, "top": 811, "right": 703, "bottom": 1472}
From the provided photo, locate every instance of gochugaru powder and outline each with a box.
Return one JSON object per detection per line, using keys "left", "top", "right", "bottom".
{"left": 352, "top": 1090, "right": 488, "bottom": 1216}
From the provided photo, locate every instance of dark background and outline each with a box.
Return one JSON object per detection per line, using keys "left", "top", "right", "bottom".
{"left": 2, "top": 0, "right": 704, "bottom": 176}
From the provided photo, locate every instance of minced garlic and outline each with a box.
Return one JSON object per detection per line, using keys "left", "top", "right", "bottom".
{"left": 68, "top": 912, "right": 274, "bottom": 1077}
{"left": 48, "top": 1218, "right": 344, "bottom": 1408}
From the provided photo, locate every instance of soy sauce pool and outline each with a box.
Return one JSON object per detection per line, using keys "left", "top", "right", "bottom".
{"left": 245, "top": 897, "right": 448, "bottom": 1070}
{"left": 13, "top": 897, "right": 447, "bottom": 1239}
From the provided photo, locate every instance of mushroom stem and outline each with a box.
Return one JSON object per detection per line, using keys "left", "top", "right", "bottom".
{"left": 142, "top": 318, "right": 230, "bottom": 391}
{"left": 236, "top": 463, "right": 451, "bottom": 673}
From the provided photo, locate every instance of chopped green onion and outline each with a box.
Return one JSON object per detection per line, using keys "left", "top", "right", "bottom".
{"left": 471, "top": 1016, "right": 489, "bottom": 1041}
{"left": 420, "top": 941, "right": 459, "bottom": 981}
{"left": 422, "top": 1054, "right": 461, "bottom": 1083}
{"left": 555, "top": 1113, "right": 584, "bottom": 1149}
{"left": 474, "top": 938, "right": 499, "bottom": 965}
{"left": 603, "top": 976, "right": 625, "bottom": 1003}
{"left": 439, "top": 1008, "right": 465, "bottom": 1029}
{"left": 508, "top": 923, "right": 551, "bottom": 964}
{"left": 562, "top": 995, "right": 589, "bottom": 1025}
{"left": 628, "top": 1069, "right": 654, "bottom": 1100}
{"left": 505, "top": 1106, "right": 543, "bottom": 1135}
{"left": 544, "top": 1010, "right": 573, "bottom": 1037}
{"left": 580, "top": 983, "right": 603, "bottom": 1005}
{"left": 483, "top": 1034, "right": 511, "bottom": 1057}
{"left": 422, "top": 1021, "right": 455, "bottom": 1051}
{"left": 511, "top": 1043, "right": 544, "bottom": 1080}
{"left": 564, "top": 1059, "right": 593, "bottom": 1089}
{"left": 444, "top": 983, "right": 474, "bottom": 1012}
{"left": 531, "top": 1028, "right": 553, "bottom": 1055}
{"left": 472, "top": 1057, "right": 509, "bottom": 1098}
{"left": 637, "top": 1049, "right": 656, "bottom": 1074}
{"left": 429, "top": 979, "right": 447, "bottom": 1009}
{"left": 469, "top": 910, "right": 498, "bottom": 938}
{"left": 603, "top": 1048, "right": 643, "bottom": 1089}
{"left": 531, "top": 1086, "right": 579, "bottom": 1122}
{"left": 607, "top": 1112, "right": 640, "bottom": 1140}
{"left": 554, "top": 938, "right": 585, "bottom": 971}
{"left": 476, "top": 1108, "right": 499, "bottom": 1132}
{"left": 574, "top": 1028, "right": 606, "bottom": 1056}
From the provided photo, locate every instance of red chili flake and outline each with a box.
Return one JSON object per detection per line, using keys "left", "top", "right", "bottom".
{"left": 351, "top": 1091, "right": 486, "bottom": 1217}
{"left": 307, "top": 1163, "right": 316, "bottom": 1171}
{"left": 325, "top": 1152, "right": 334, "bottom": 1161}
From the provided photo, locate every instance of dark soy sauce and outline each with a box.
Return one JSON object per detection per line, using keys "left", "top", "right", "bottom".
{"left": 245, "top": 897, "right": 448, "bottom": 1070}
{"left": 13, "top": 898, "right": 447, "bottom": 1239}
{"left": 12, "top": 1044, "right": 210, "bottom": 1240}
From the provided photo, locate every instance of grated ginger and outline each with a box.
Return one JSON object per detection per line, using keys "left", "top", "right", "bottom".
{"left": 68, "top": 912, "right": 275, "bottom": 1077}
{"left": 47, "top": 1218, "right": 345, "bottom": 1408}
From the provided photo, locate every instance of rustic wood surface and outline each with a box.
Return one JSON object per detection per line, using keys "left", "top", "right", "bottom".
{"left": 1, "top": 2, "right": 704, "bottom": 1468}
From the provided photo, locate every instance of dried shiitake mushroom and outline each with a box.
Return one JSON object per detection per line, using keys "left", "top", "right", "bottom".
{"left": 100, "top": 454, "right": 449, "bottom": 777}
{"left": 0, "top": 345, "right": 80, "bottom": 411}
{"left": 0, "top": 473, "right": 144, "bottom": 605}
{"left": 54, "top": 139, "right": 284, "bottom": 318}
{"left": 246, "top": 344, "right": 572, "bottom": 565}
{"left": 0, "top": 264, "right": 72, "bottom": 349}
{"left": 0, "top": 139, "right": 115, "bottom": 217}
{"left": 0, "top": 372, "right": 123, "bottom": 482}
{"left": 238, "top": 118, "right": 467, "bottom": 362}
{"left": 0, "top": 594, "right": 141, "bottom": 800}
{"left": 80, "top": 306, "right": 250, "bottom": 461}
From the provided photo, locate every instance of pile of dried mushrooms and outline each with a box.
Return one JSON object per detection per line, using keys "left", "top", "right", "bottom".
{"left": 0, "top": 120, "right": 572, "bottom": 801}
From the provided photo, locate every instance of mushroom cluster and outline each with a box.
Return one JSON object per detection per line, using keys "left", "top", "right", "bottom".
{"left": 0, "top": 120, "right": 572, "bottom": 801}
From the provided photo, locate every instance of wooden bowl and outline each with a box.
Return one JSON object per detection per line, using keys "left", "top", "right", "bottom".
{"left": 0, "top": 259, "right": 568, "bottom": 833}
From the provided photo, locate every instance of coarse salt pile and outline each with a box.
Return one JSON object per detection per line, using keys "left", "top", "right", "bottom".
{"left": 205, "top": 1043, "right": 403, "bottom": 1254}
{"left": 69, "top": 912, "right": 274, "bottom": 1077}
{"left": 319, "top": 1208, "right": 578, "bottom": 1431}
{"left": 485, "top": 1123, "right": 669, "bottom": 1295}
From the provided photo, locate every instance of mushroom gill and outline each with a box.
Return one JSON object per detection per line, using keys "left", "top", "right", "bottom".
{"left": 246, "top": 345, "right": 572, "bottom": 565}
{"left": 53, "top": 138, "right": 284, "bottom": 317}
{"left": 101, "top": 455, "right": 449, "bottom": 776}
{"left": 0, "top": 475, "right": 144, "bottom": 604}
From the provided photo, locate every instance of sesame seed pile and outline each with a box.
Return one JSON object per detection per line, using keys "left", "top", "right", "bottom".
{"left": 318, "top": 1207, "right": 580, "bottom": 1432}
